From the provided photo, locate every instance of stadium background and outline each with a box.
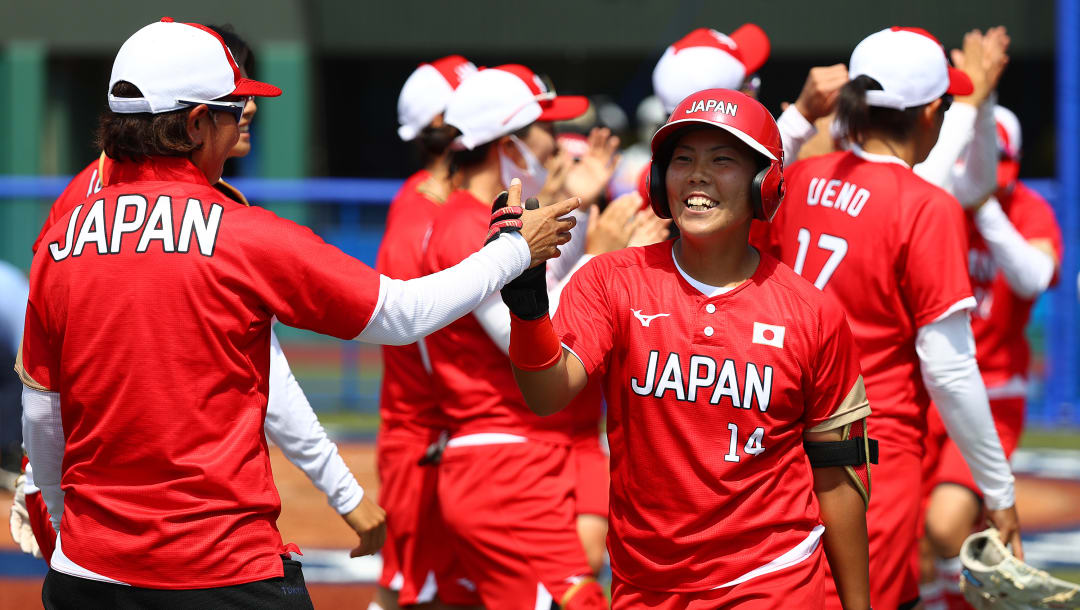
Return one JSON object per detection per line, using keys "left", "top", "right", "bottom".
{"left": 0, "top": 0, "right": 1077, "bottom": 606}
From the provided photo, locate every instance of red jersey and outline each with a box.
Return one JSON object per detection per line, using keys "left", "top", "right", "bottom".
{"left": 18, "top": 157, "right": 382, "bottom": 588}
{"left": 422, "top": 190, "right": 577, "bottom": 443}
{"left": 968, "top": 181, "right": 1064, "bottom": 388}
{"left": 754, "top": 149, "right": 973, "bottom": 445}
{"left": 553, "top": 243, "right": 868, "bottom": 591}
{"left": 375, "top": 169, "right": 450, "bottom": 434}
{"left": 33, "top": 157, "right": 109, "bottom": 253}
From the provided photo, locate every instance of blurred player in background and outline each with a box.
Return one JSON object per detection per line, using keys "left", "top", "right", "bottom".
{"left": 511, "top": 88, "right": 874, "bottom": 609}
{"left": 0, "top": 261, "right": 28, "bottom": 490}
{"left": 652, "top": 24, "right": 848, "bottom": 164}
{"left": 373, "top": 54, "right": 481, "bottom": 610}
{"left": 421, "top": 64, "right": 614, "bottom": 608}
{"left": 920, "top": 104, "right": 1063, "bottom": 609}
{"left": 19, "top": 17, "right": 577, "bottom": 606}
{"left": 10, "top": 23, "right": 386, "bottom": 569}
{"left": 753, "top": 26, "right": 1022, "bottom": 609}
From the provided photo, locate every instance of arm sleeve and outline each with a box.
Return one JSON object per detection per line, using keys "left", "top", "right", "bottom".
{"left": 973, "top": 197, "right": 1057, "bottom": 298}
{"left": 264, "top": 329, "right": 363, "bottom": 515}
{"left": 552, "top": 259, "right": 615, "bottom": 375}
{"left": 21, "top": 385, "right": 63, "bottom": 531}
{"left": 473, "top": 252, "right": 597, "bottom": 356}
{"left": 776, "top": 105, "right": 818, "bottom": 164}
{"left": 913, "top": 103, "right": 978, "bottom": 194}
{"left": 916, "top": 311, "right": 1015, "bottom": 510}
{"left": 357, "top": 232, "right": 531, "bottom": 345}
{"left": 949, "top": 99, "right": 998, "bottom": 207}
{"left": 803, "top": 297, "right": 871, "bottom": 431}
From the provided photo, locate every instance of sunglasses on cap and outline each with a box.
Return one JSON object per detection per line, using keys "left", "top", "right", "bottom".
{"left": 177, "top": 97, "right": 250, "bottom": 122}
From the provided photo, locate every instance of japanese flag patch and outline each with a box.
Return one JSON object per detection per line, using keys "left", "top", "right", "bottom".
{"left": 752, "top": 322, "right": 785, "bottom": 348}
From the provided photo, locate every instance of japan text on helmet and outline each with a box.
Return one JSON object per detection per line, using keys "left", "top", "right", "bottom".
{"left": 648, "top": 88, "right": 784, "bottom": 221}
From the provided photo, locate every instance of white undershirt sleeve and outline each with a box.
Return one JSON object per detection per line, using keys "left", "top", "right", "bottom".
{"left": 265, "top": 329, "right": 363, "bottom": 515}
{"left": 357, "top": 232, "right": 530, "bottom": 345}
{"left": 951, "top": 99, "right": 998, "bottom": 207}
{"left": 474, "top": 253, "right": 596, "bottom": 356}
{"left": 914, "top": 103, "right": 977, "bottom": 193}
{"left": 776, "top": 105, "right": 818, "bottom": 163}
{"left": 974, "top": 197, "right": 1057, "bottom": 299}
{"left": 916, "top": 310, "right": 1016, "bottom": 510}
{"left": 21, "top": 385, "right": 64, "bottom": 531}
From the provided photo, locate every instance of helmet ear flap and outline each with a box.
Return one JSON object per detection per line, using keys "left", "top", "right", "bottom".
{"left": 648, "top": 160, "right": 672, "bottom": 219}
{"left": 751, "top": 160, "right": 785, "bottom": 221}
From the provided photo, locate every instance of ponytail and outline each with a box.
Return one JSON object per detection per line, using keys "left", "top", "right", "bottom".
{"left": 836, "top": 75, "right": 928, "bottom": 145}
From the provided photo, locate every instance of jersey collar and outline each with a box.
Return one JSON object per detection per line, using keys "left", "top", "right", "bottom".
{"left": 106, "top": 156, "right": 215, "bottom": 188}
{"left": 850, "top": 143, "right": 910, "bottom": 168}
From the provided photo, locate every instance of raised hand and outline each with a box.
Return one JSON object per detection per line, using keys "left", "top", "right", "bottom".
{"left": 793, "top": 64, "right": 849, "bottom": 123}
{"left": 562, "top": 127, "right": 621, "bottom": 205}
{"left": 585, "top": 192, "right": 640, "bottom": 255}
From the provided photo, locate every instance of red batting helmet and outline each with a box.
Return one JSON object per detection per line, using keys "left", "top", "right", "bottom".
{"left": 649, "top": 88, "right": 785, "bottom": 221}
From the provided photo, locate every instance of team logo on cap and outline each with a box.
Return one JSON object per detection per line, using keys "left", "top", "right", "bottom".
{"left": 685, "top": 99, "right": 738, "bottom": 116}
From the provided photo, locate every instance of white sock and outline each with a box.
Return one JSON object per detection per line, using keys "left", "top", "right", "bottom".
{"left": 936, "top": 556, "right": 964, "bottom": 594}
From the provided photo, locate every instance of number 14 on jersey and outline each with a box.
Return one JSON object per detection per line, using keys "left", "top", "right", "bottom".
{"left": 724, "top": 423, "right": 766, "bottom": 463}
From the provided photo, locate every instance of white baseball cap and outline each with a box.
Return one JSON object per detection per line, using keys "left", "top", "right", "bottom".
{"left": 444, "top": 64, "right": 589, "bottom": 150}
{"left": 849, "top": 27, "right": 973, "bottom": 110}
{"left": 109, "top": 17, "right": 281, "bottom": 114}
{"left": 397, "top": 55, "right": 477, "bottom": 141}
{"left": 652, "top": 25, "right": 770, "bottom": 114}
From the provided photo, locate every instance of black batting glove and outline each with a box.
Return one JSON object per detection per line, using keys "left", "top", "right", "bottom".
{"left": 484, "top": 191, "right": 525, "bottom": 245}
{"left": 501, "top": 197, "right": 550, "bottom": 320}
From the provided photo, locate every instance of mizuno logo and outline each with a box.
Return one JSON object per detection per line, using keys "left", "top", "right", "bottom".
{"left": 632, "top": 309, "right": 671, "bottom": 327}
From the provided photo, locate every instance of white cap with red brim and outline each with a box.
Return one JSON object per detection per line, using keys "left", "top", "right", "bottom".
{"left": 397, "top": 55, "right": 477, "bottom": 141}
{"left": 849, "top": 27, "right": 973, "bottom": 110}
{"left": 108, "top": 17, "right": 281, "bottom": 115}
{"left": 652, "top": 24, "right": 771, "bottom": 114}
{"left": 444, "top": 64, "right": 589, "bottom": 150}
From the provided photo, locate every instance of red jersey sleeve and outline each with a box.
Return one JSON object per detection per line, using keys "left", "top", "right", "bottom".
{"left": 233, "top": 208, "right": 382, "bottom": 340}
{"left": 900, "top": 192, "right": 974, "bottom": 328}
{"left": 16, "top": 293, "right": 58, "bottom": 392}
{"left": 426, "top": 205, "right": 488, "bottom": 272}
{"left": 552, "top": 257, "right": 615, "bottom": 375}
{"left": 803, "top": 294, "right": 869, "bottom": 431}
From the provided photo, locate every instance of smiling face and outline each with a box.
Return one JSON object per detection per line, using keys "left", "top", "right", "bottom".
{"left": 665, "top": 127, "right": 759, "bottom": 241}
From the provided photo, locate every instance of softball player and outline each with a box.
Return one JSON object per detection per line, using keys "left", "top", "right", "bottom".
{"left": 420, "top": 64, "right": 613, "bottom": 609}
{"left": 12, "top": 24, "right": 384, "bottom": 567}
{"left": 753, "top": 27, "right": 1022, "bottom": 609}
{"left": 373, "top": 54, "right": 480, "bottom": 610}
{"left": 921, "top": 104, "right": 1063, "bottom": 608}
{"left": 510, "top": 88, "right": 874, "bottom": 609}
{"left": 19, "top": 18, "right": 576, "bottom": 606}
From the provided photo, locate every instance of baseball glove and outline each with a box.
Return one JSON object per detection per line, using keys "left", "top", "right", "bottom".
{"left": 960, "top": 528, "right": 1080, "bottom": 609}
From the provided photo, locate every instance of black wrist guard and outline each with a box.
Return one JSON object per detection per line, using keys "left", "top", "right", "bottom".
{"left": 501, "top": 197, "right": 548, "bottom": 320}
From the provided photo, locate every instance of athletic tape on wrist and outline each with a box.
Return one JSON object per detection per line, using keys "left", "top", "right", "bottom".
{"left": 509, "top": 313, "right": 562, "bottom": 371}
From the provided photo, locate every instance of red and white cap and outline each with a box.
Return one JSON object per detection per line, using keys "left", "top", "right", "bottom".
{"left": 108, "top": 18, "right": 281, "bottom": 114}
{"left": 652, "top": 25, "right": 770, "bottom": 114}
{"left": 849, "top": 27, "right": 973, "bottom": 110}
{"left": 444, "top": 64, "right": 589, "bottom": 150}
{"left": 994, "top": 105, "right": 1022, "bottom": 189}
{"left": 397, "top": 55, "right": 478, "bottom": 141}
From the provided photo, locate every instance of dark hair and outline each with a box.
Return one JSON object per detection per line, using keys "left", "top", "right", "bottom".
{"left": 836, "top": 75, "right": 946, "bottom": 144}
{"left": 448, "top": 124, "right": 532, "bottom": 177}
{"left": 96, "top": 81, "right": 197, "bottom": 162}
{"left": 208, "top": 24, "right": 254, "bottom": 76}
{"left": 415, "top": 124, "right": 458, "bottom": 167}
